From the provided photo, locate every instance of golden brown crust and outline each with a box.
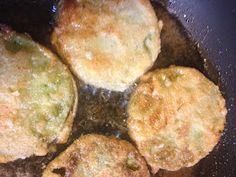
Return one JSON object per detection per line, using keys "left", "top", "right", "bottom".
{"left": 43, "top": 134, "right": 150, "bottom": 177}
{"left": 128, "top": 66, "right": 227, "bottom": 173}
{"left": 52, "top": 0, "right": 162, "bottom": 91}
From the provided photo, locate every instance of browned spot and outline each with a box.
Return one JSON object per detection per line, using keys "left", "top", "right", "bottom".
{"left": 149, "top": 110, "right": 167, "bottom": 131}
{"left": 181, "top": 148, "right": 195, "bottom": 165}
{"left": 57, "top": 0, "right": 100, "bottom": 38}
{"left": 139, "top": 0, "right": 153, "bottom": 7}
{"left": 102, "top": 23, "right": 115, "bottom": 34}
{"left": 57, "top": 0, "right": 77, "bottom": 33}
{"left": 176, "top": 122, "right": 190, "bottom": 138}
{"left": 137, "top": 97, "right": 150, "bottom": 112}
{"left": 65, "top": 150, "right": 81, "bottom": 177}
{"left": 0, "top": 105, "right": 11, "bottom": 116}
{"left": 84, "top": 52, "right": 112, "bottom": 72}
{"left": 0, "top": 105, "right": 15, "bottom": 131}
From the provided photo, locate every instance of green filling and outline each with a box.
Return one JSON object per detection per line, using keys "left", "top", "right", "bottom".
{"left": 191, "top": 128, "right": 203, "bottom": 152}
{"left": 193, "top": 130, "right": 202, "bottom": 140}
{"left": 2, "top": 33, "right": 74, "bottom": 143}
{"left": 23, "top": 70, "right": 74, "bottom": 142}
{"left": 5, "top": 35, "right": 37, "bottom": 53}
{"left": 5, "top": 37, "right": 23, "bottom": 53}
{"left": 52, "top": 104, "right": 63, "bottom": 117}
{"left": 126, "top": 155, "right": 140, "bottom": 171}
{"left": 158, "top": 71, "right": 183, "bottom": 87}
{"left": 143, "top": 33, "right": 153, "bottom": 58}
{"left": 6, "top": 35, "right": 75, "bottom": 143}
{"left": 29, "top": 56, "right": 50, "bottom": 71}
{"left": 5, "top": 35, "right": 50, "bottom": 71}
{"left": 169, "top": 72, "right": 182, "bottom": 81}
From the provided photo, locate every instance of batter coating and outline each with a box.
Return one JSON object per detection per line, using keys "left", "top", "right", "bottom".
{"left": 0, "top": 26, "right": 78, "bottom": 163}
{"left": 128, "top": 66, "right": 227, "bottom": 173}
{"left": 52, "top": 0, "right": 162, "bottom": 91}
{"left": 42, "top": 134, "right": 150, "bottom": 177}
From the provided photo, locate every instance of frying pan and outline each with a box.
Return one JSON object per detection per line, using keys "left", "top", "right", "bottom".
{"left": 0, "top": 0, "right": 235, "bottom": 177}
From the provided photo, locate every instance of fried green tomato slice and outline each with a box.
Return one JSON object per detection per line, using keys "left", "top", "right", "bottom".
{"left": 0, "top": 26, "right": 78, "bottom": 163}
{"left": 51, "top": 0, "right": 162, "bottom": 91}
{"left": 127, "top": 66, "right": 227, "bottom": 173}
{"left": 42, "top": 134, "right": 150, "bottom": 177}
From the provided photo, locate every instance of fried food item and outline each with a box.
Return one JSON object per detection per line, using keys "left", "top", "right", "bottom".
{"left": 51, "top": 0, "right": 162, "bottom": 91}
{"left": 42, "top": 134, "right": 150, "bottom": 177}
{"left": 0, "top": 26, "right": 78, "bottom": 163}
{"left": 127, "top": 66, "right": 227, "bottom": 173}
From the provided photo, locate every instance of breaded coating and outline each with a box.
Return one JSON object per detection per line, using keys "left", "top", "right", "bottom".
{"left": 52, "top": 0, "right": 162, "bottom": 91}
{"left": 42, "top": 134, "right": 150, "bottom": 177}
{"left": 128, "top": 66, "right": 227, "bottom": 173}
{"left": 0, "top": 26, "right": 78, "bottom": 163}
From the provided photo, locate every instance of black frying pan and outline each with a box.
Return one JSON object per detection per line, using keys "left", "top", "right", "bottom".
{"left": 0, "top": 0, "right": 235, "bottom": 177}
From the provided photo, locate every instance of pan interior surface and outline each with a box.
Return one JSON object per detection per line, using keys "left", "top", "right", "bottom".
{"left": 0, "top": 1, "right": 233, "bottom": 177}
